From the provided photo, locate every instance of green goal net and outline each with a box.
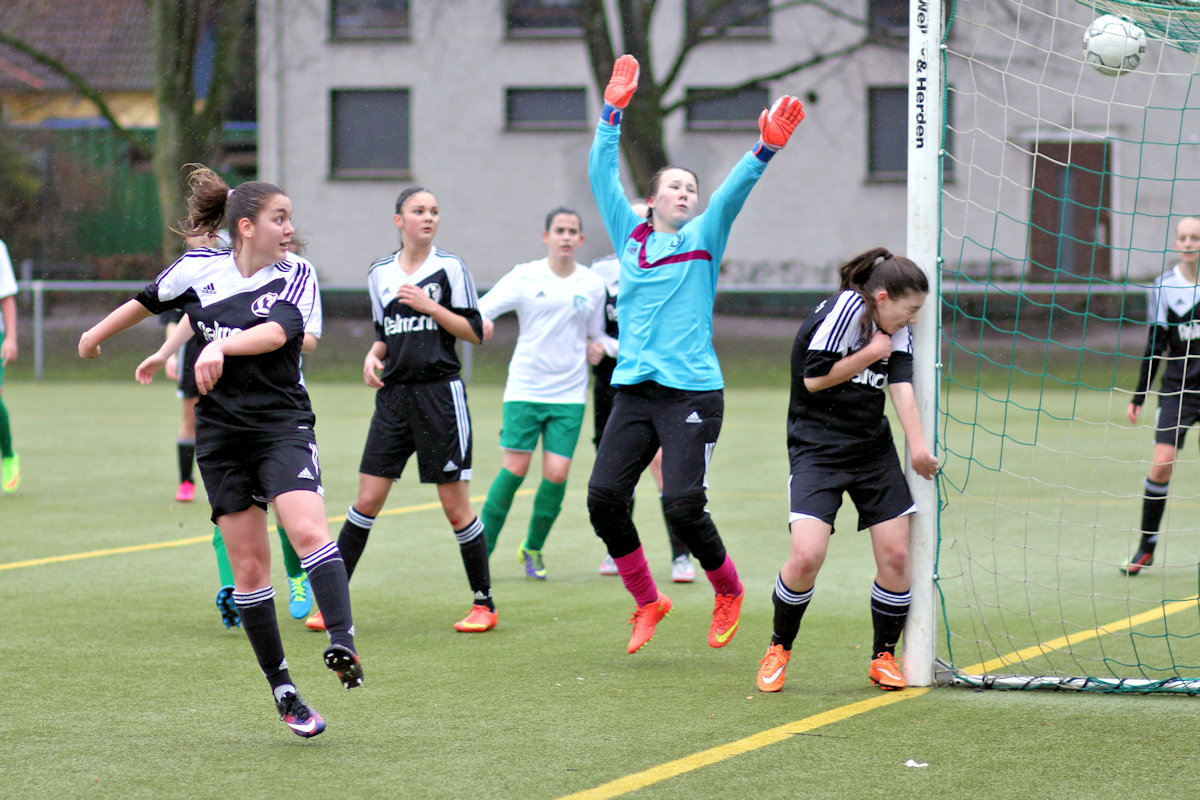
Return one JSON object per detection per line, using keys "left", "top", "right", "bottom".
{"left": 930, "top": 0, "right": 1200, "bottom": 692}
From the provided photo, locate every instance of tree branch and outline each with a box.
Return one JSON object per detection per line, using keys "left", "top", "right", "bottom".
{"left": 0, "top": 30, "right": 149, "bottom": 158}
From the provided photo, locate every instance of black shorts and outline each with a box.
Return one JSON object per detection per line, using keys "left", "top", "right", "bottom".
{"left": 176, "top": 337, "right": 199, "bottom": 400}
{"left": 1154, "top": 390, "right": 1200, "bottom": 449}
{"left": 788, "top": 447, "right": 915, "bottom": 532}
{"left": 359, "top": 379, "right": 473, "bottom": 484}
{"left": 592, "top": 356, "right": 617, "bottom": 448}
{"left": 196, "top": 427, "right": 324, "bottom": 523}
{"left": 589, "top": 381, "right": 722, "bottom": 499}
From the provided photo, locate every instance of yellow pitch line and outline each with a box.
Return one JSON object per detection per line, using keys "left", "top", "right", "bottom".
{"left": 557, "top": 689, "right": 929, "bottom": 800}
{"left": 0, "top": 492, "right": 506, "bottom": 572}
{"left": 961, "top": 594, "right": 1200, "bottom": 675}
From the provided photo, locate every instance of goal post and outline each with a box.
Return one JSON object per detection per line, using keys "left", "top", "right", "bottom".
{"left": 903, "top": 0, "right": 946, "bottom": 688}
{"left": 913, "top": 0, "right": 1200, "bottom": 693}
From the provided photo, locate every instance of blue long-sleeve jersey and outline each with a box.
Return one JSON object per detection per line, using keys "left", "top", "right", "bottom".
{"left": 588, "top": 120, "right": 767, "bottom": 391}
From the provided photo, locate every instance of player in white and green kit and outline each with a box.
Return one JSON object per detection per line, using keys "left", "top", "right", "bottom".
{"left": 478, "top": 207, "right": 616, "bottom": 578}
{"left": 0, "top": 237, "right": 19, "bottom": 493}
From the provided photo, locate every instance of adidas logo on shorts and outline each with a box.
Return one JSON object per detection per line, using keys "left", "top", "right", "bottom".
{"left": 685, "top": 411, "right": 702, "bottom": 424}
{"left": 297, "top": 467, "right": 315, "bottom": 480}
{"left": 443, "top": 460, "right": 459, "bottom": 472}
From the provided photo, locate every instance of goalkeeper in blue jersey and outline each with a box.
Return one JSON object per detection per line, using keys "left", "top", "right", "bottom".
{"left": 1124, "top": 216, "right": 1200, "bottom": 575}
{"left": 586, "top": 54, "right": 805, "bottom": 654}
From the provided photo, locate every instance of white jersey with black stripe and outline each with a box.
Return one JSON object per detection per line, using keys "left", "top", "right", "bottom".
{"left": 787, "top": 290, "right": 914, "bottom": 469}
{"left": 368, "top": 248, "right": 483, "bottom": 385}
{"left": 137, "top": 248, "right": 319, "bottom": 436}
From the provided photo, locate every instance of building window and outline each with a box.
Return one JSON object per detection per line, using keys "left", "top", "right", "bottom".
{"left": 506, "top": 88, "right": 588, "bottom": 130}
{"left": 506, "top": 0, "right": 582, "bottom": 37}
{"left": 686, "top": 0, "right": 770, "bottom": 37}
{"left": 330, "top": 0, "right": 410, "bottom": 40}
{"left": 868, "top": 0, "right": 908, "bottom": 40}
{"left": 685, "top": 86, "right": 769, "bottom": 131}
{"left": 330, "top": 89, "right": 410, "bottom": 178}
{"left": 868, "top": 85, "right": 954, "bottom": 181}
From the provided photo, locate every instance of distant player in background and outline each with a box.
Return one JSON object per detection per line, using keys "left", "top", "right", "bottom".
{"left": 589, "top": 204, "right": 695, "bottom": 584}
{"left": 477, "top": 206, "right": 614, "bottom": 579}
{"left": 587, "top": 54, "right": 805, "bottom": 654}
{"left": 80, "top": 167, "right": 362, "bottom": 738}
{"left": 755, "top": 249, "right": 936, "bottom": 694}
{"left": 1123, "top": 216, "right": 1200, "bottom": 575}
{"left": 0, "top": 236, "right": 19, "bottom": 492}
{"left": 306, "top": 187, "right": 494, "bottom": 634}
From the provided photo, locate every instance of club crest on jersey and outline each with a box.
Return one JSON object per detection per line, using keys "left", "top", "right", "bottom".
{"left": 424, "top": 283, "right": 442, "bottom": 304}
{"left": 251, "top": 292, "right": 280, "bottom": 317}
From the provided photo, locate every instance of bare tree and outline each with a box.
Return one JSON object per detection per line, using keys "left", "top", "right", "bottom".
{"left": 579, "top": 0, "right": 877, "bottom": 194}
{"left": 0, "top": 1, "right": 250, "bottom": 262}
{"left": 147, "top": 0, "right": 250, "bottom": 260}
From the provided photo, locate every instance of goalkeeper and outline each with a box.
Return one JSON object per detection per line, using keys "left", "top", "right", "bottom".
{"left": 1124, "top": 216, "right": 1200, "bottom": 575}
{"left": 585, "top": 54, "right": 804, "bottom": 654}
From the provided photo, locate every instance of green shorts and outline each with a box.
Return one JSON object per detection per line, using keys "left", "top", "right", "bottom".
{"left": 499, "top": 401, "right": 585, "bottom": 459}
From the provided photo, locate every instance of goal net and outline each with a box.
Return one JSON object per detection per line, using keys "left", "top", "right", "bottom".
{"left": 928, "top": 0, "right": 1200, "bottom": 692}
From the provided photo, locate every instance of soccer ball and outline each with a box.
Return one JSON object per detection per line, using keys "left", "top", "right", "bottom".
{"left": 1082, "top": 15, "right": 1147, "bottom": 76}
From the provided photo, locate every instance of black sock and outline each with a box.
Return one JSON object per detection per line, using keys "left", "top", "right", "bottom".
{"left": 770, "top": 574, "right": 812, "bottom": 650}
{"left": 337, "top": 506, "right": 376, "bottom": 580}
{"left": 235, "top": 587, "right": 293, "bottom": 692}
{"left": 177, "top": 439, "right": 195, "bottom": 484}
{"left": 455, "top": 518, "right": 494, "bottom": 611}
{"left": 303, "top": 543, "right": 356, "bottom": 651}
{"left": 870, "top": 582, "right": 911, "bottom": 656}
{"left": 1140, "top": 478, "right": 1168, "bottom": 553}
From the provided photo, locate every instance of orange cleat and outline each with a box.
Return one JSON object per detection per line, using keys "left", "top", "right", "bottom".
{"left": 756, "top": 644, "right": 791, "bottom": 692}
{"left": 869, "top": 652, "right": 907, "bottom": 690}
{"left": 708, "top": 590, "right": 743, "bottom": 648}
{"left": 627, "top": 593, "right": 672, "bottom": 653}
{"left": 304, "top": 610, "right": 326, "bottom": 632}
{"left": 454, "top": 604, "right": 498, "bottom": 632}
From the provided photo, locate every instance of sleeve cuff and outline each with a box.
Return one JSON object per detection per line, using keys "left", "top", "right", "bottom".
{"left": 751, "top": 140, "right": 778, "bottom": 162}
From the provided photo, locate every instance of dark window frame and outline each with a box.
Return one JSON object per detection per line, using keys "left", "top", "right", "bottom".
{"left": 504, "top": 0, "right": 584, "bottom": 39}
{"left": 329, "top": 0, "right": 411, "bottom": 41}
{"left": 684, "top": 85, "right": 770, "bottom": 132}
{"left": 329, "top": 88, "right": 412, "bottom": 180}
{"left": 685, "top": 0, "right": 771, "bottom": 39}
{"left": 867, "top": 84, "right": 955, "bottom": 183}
{"left": 505, "top": 87, "right": 589, "bottom": 131}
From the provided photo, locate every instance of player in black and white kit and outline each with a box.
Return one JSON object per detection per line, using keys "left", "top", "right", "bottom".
{"left": 79, "top": 167, "right": 361, "bottom": 739}
{"left": 754, "top": 248, "right": 937, "bottom": 695}
{"left": 308, "top": 187, "right": 495, "bottom": 635}
{"left": 1123, "top": 216, "right": 1200, "bottom": 575}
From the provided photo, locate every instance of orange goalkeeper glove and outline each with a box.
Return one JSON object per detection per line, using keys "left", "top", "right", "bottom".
{"left": 757, "top": 96, "right": 805, "bottom": 150}
{"left": 604, "top": 54, "right": 640, "bottom": 110}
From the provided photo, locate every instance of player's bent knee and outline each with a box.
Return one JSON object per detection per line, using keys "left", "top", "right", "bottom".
{"left": 588, "top": 484, "right": 638, "bottom": 552}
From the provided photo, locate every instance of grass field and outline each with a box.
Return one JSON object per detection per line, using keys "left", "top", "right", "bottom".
{"left": 4, "top": 378, "right": 1200, "bottom": 799}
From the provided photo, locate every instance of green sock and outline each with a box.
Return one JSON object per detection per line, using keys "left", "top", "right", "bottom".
{"left": 524, "top": 478, "right": 567, "bottom": 552}
{"left": 0, "top": 396, "right": 12, "bottom": 458}
{"left": 482, "top": 468, "right": 524, "bottom": 555}
{"left": 212, "top": 525, "right": 235, "bottom": 587}
{"left": 277, "top": 525, "right": 304, "bottom": 579}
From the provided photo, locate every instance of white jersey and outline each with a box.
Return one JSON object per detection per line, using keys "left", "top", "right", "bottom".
{"left": 0, "top": 239, "right": 16, "bottom": 335}
{"left": 479, "top": 258, "right": 613, "bottom": 404}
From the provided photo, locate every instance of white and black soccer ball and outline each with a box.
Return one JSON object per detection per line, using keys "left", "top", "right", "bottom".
{"left": 1082, "top": 15, "right": 1147, "bottom": 76}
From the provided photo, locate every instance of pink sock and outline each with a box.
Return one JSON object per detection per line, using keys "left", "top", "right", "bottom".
{"left": 614, "top": 546, "right": 659, "bottom": 606}
{"left": 705, "top": 554, "right": 743, "bottom": 597}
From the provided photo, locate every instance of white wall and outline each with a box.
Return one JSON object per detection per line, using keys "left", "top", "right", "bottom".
{"left": 258, "top": 0, "right": 912, "bottom": 287}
